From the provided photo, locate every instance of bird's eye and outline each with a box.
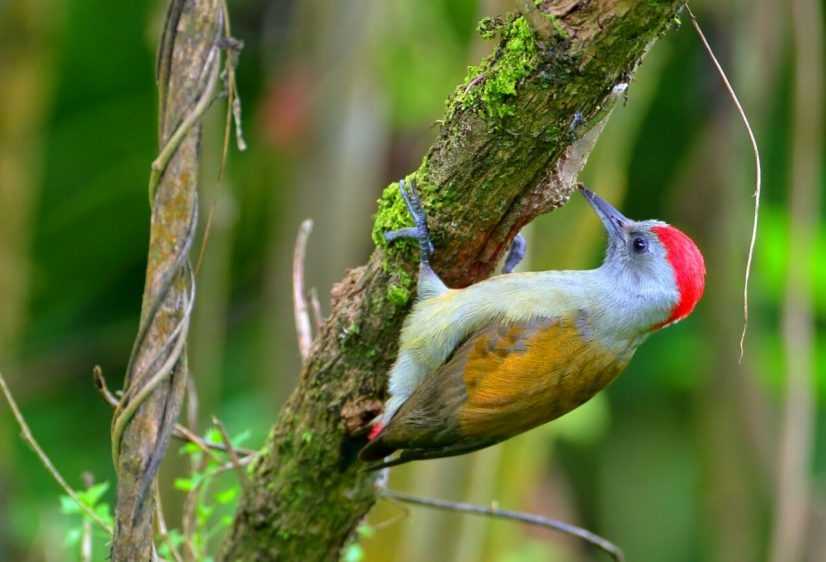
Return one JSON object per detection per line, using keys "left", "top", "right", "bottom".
{"left": 632, "top": 237, "right": 648, "bottom": 253}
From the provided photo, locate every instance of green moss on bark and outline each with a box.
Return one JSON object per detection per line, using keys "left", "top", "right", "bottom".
{"left": 370, "top": 182, "right": 410, "bottom": 248}
{"left": 451, "top": 15, "right": 540, "bottom": 120}
{"left": 386, "top": 268, "right": 413, "bottom": 308}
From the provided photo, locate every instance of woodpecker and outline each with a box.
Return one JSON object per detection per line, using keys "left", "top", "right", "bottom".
{"left": 359, "top": 180, "right": 705, "bottom": 469}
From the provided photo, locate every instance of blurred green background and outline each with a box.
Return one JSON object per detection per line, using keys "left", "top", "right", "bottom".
{"left": 1, "top": 0, "right": 824, "bottom": 561}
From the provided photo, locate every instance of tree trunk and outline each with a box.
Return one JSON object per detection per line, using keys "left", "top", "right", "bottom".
{"left": 111, "top": 1, "right": 222, "bottom": 559}
{"left": 221, "top": 1, "right": 681, "bottom": 560}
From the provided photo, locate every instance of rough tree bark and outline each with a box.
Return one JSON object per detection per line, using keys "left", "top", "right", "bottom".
{"left": 221, "top": 1, "right": 681, "bottom": 560}
{"left": 111, "top": 1, "right": 222, "bottom": 559}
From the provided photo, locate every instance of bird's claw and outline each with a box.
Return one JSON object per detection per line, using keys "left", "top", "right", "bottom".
{"left": 384, "top": 179, "right": 434, "bottom": 263}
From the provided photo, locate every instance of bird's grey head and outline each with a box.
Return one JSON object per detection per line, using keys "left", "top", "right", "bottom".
{"left": 579, "top": 186, "right": 706, "bottom": 331}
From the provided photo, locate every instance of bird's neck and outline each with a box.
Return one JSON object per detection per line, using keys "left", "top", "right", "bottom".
{"left": 595, "top": 265, "right": 677, "bottom": 335}
{"left": 533, "top": 267, "right": 676, "bottom": 342}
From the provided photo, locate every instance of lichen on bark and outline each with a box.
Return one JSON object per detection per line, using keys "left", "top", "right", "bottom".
{"left": 220, "top": 2, "right": 681, "bottom": 561}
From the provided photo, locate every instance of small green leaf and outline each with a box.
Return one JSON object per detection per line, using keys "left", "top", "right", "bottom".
{"left": 78, "top": 482, "right": 110, "bottom": 507}
{"left": 356, "top": 524, "right": 375, "bottom": 539}
{"left": 174, "top": 478, "right": 195, "bottom": 491}
{"left": 179, "top": 442, "right": 200, "bottom": 455}
{"left": 59, "top": 496, "right": 81, "bottom": 514}
{"left": 216, "top": 487, "right": 237, "bottom": 505}
{"left": 206, "top": 428, "right": 223, "bottom": 444}
{"left": 167, "top": 529, "right": 184, "bottom": 547}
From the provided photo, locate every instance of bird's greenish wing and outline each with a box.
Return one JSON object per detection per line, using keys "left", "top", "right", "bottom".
{"left": 372, "top": 312, "right": 631, "bottom": 466}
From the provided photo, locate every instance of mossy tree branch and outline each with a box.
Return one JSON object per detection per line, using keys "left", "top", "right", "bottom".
{"left": 221, "top": 1, "right": 681, "bottom": 560}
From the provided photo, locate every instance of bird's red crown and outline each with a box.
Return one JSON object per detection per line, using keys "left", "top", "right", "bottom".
{"left": 651, "top": 225, "right": 706, "bottom": 326}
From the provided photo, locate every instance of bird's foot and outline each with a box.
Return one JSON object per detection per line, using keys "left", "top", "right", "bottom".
{"left": 384, "top": 179, "right": 434, "bottom": 264}
{"left": 502, "top": 232, "right": 527, "bottom": 274}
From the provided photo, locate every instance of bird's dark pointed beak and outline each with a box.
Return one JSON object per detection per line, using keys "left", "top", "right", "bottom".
{"left": 579, "top": 185, "right": 630, "bottom": 240}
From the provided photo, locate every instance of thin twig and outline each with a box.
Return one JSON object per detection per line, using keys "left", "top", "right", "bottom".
{"left": 212, "top": 416, "right": 249, "bottom": 493}
{"left": 177, "top": 424, "right": 223, "bottom": 465}
{"left": 176, "top": 423, "right": 255, "bottom": 459}
{"left": 112, "top": 286, "right": 194, "bottom": 464}
{"left": 81, "top": 516, "right": 92, "bottom": 562}
{"left": 211, "top": 453, "right": 257, "bottom": 476}
{"left": 220, "top": 70, "right": 233, "bottom": 181}
{"left": 309, "top": 287, "right": 323, "bottom": 332}
{"left": 94, "top": 366, "right": 254, "bottom": 459}
{"left": 149, "top": 43, "right": 222, "bottom": 202}
{"left": 0, "top": 372, "right": 113, "bottom": 534}
{"left": 185, "top": 373, "right": 199, "bottom": 432}
{"left": 195, "top": 202, "right": 217, "bottom": 276}
{"left": 292, "top": 219, "right": 315, "bottom": 360}
{"left": 179, "top": 436, "right": 255, "bottom": 560}
{"left": 368, "top": 491, "right": 412, "bottom": 532}
{"left": 81, "top": 473, "right": 94, "bottom": 562}
{"left": 181, "top": 379, "right": 202, "bottom": 559}
{"left": 155, "top": 482, "right": 184, "bottom": 562}
{"left": 119, "top": 200, "right": 197, "bottom": 400}
{"left": 181, "top": 447, "right": 204, "bottom": 562}
{"left": 379, "top": 489, "right": 624, "bottom": 562}
{"left": 93, "top": 365, "right": 120, "bottom": 407}
{"left": 219, "top": 0, "right": 246, "bottom": 181}
{"left": 685, "top": 4, "right": 761, "bottom": 363}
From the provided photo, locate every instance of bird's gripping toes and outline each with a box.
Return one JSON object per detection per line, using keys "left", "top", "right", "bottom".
{"left": 384, "top": 178, "right": 526, "bottom": 274}
{"left": 384, "top": 178, "right": 435, "bottom": 265}
{"left": 360, "top": 183, "right": 705, "bottom": 470}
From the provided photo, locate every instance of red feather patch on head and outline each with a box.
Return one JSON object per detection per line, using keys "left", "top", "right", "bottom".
{"left": 652, "top": 225, "right": 706, "bottom": 326}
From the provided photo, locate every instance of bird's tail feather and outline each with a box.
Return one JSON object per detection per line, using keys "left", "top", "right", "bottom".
{"left": 358, "top": 436, "right": 396, "bottom": 464}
